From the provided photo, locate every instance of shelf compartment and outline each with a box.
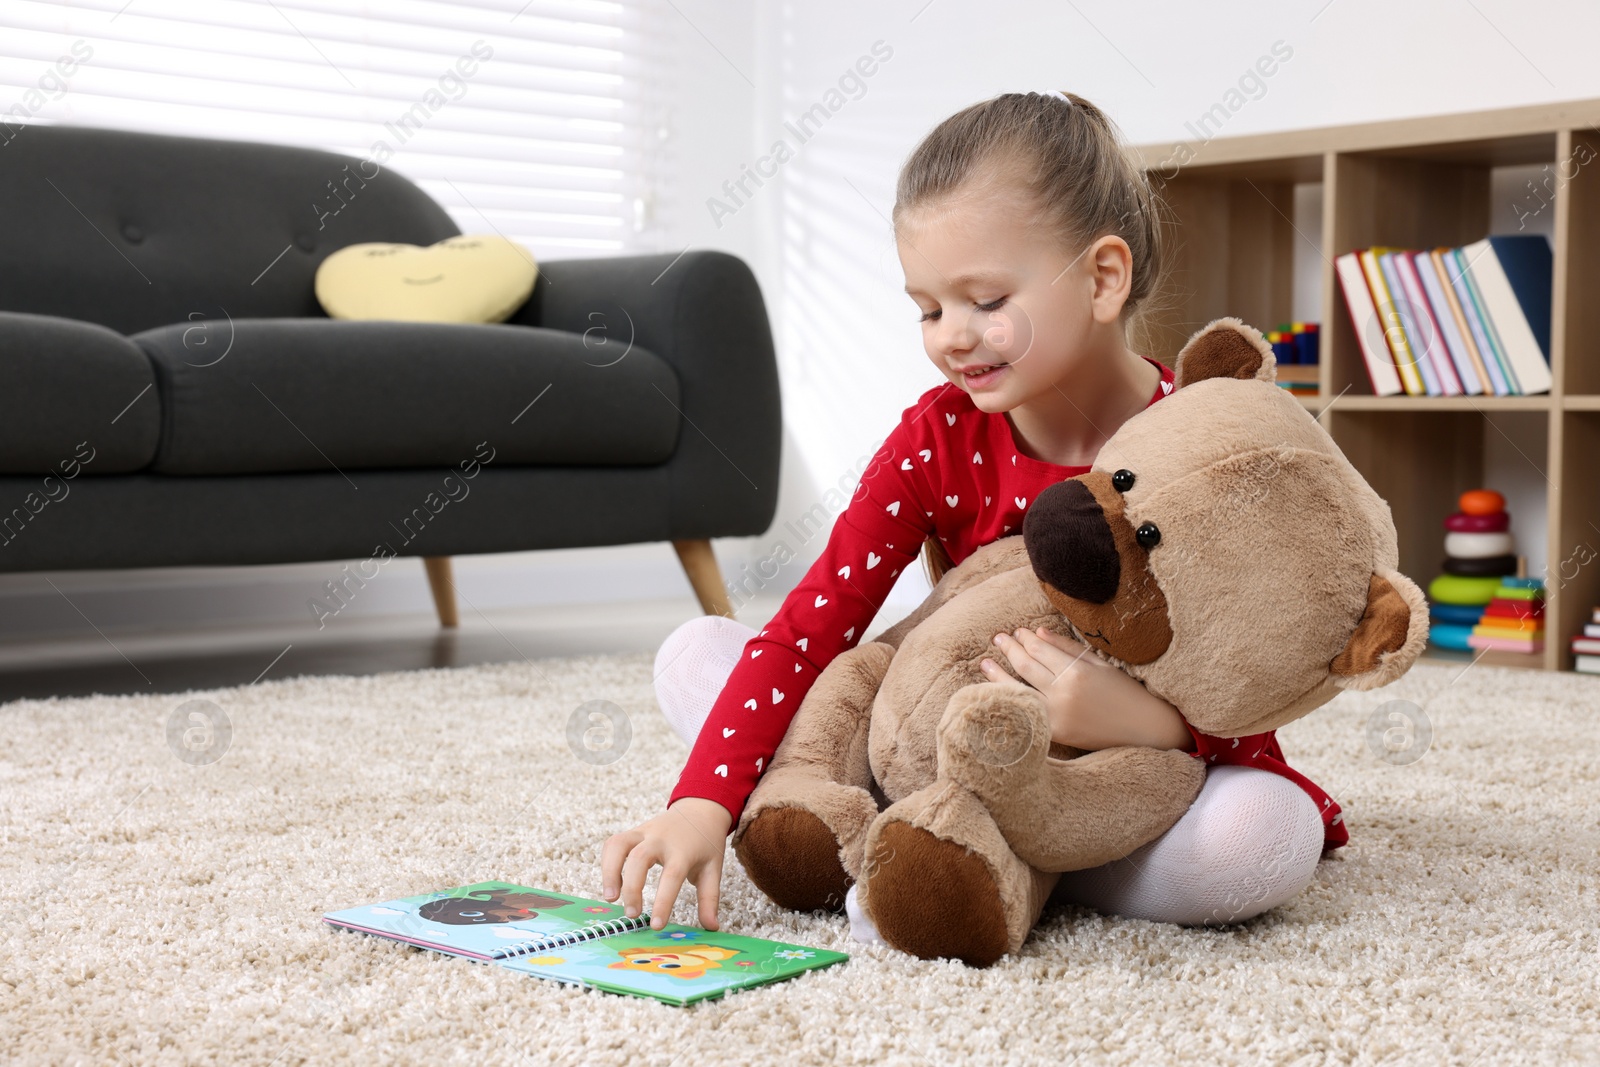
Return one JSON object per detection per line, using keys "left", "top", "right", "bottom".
{"left": 1556, "top": 128, "right": 1600, "bottom": 397}
{"left": 1552, "top": 411, "right": 1600, "bottom": 670}
{"left": 1143, "top": 155, "right": 1322, "bottom": 367}
{"left": 1322, "top": 408, "right": 1549, "bottom": 591}
{"left": 1322, "top": 143, "right": 1567, "bottom": 402}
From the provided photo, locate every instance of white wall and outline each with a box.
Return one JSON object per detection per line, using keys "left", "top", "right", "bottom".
{"left": 7, "top": 0, "right": 1597, "bottom": 641}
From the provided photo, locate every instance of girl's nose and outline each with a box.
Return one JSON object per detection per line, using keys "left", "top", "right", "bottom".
{"left": 935, "top": 309, "right": 978, "bottom": 356}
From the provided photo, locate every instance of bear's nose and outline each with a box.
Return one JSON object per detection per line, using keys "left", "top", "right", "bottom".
{"left": 1023, "top": 478, "right": 1120, "bottom": 604}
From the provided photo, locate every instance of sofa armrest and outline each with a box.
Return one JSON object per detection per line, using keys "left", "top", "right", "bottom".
{"left": 511, "top": 250, "right": 780, "bottom": 540}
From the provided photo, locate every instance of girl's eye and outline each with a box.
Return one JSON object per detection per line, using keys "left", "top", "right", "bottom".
{"left": 975, "top": 297, "right": 1007, "bottom": 312}
{"left": 918, "top": 309, "right": 940, "bottom": 323}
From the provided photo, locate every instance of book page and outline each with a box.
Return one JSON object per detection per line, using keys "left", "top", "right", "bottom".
{"left": 498, "top": 924, "right": 849, "bottom": 1007}
{"left": 323, "top": 881, "right": 629, "bottom": 961}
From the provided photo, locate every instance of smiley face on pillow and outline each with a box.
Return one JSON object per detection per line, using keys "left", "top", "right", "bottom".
{"left": 314, "top": 234, "right": 538, "bottom": 323}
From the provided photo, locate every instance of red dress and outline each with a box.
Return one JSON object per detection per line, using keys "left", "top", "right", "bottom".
{"left": 669, "top": 360, "right": 1348, "bottom": 852}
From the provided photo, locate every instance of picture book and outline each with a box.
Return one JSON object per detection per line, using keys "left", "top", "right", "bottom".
{"left": 323, "top": 881, "right": 848, "bottom": 1006}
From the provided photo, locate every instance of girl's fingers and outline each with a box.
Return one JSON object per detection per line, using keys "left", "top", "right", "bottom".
{"left": 650, "top": 866, "right": 686, "bottom": 930}
{"left": 600, "top": 830, "right": 642, "bottom": 900}
{"left": 1010, "top": 627, "right": 1077, "bottom": 675}
{"left": 694, "top": 857, "right": 723, "bottom": 931}
{"left": 619, "top": 839, "right": 662, "bottom": 920}
{"left": 992, "top": 632, "right": 1054, "bottom": 691}
{"left": 1032, "top": 627, "right": 1090, "bottom": 656}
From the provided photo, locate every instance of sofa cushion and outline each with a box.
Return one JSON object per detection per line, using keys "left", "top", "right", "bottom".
{"left": 133, "top": 319, "right": 682, "bottom": 475}
{"left": 0, "top": 312, "right": 160, "bottom": 474}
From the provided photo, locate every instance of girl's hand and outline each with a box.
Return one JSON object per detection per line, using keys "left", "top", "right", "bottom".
{"left": 979, "top": 627, "right": 1195, "bottom": 752}
{"left": 600, "top": 796, "right": 732, "bottom": 930}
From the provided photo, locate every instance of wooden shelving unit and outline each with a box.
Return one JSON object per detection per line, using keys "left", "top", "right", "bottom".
{"left": 1130, "top": 99, "right": 1600, "bottom": 672}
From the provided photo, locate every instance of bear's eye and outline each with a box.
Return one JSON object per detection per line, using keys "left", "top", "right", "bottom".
{"left": 1112, "top": 469, "right": 1135, "bottom": 492}
{"left": 1135, "top": 522, "right": 1161, "bottom": 548}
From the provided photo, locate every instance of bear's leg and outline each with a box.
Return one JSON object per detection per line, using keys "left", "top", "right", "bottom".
{"left": 936, "top": 680, "right": 1207, "bottom": 872}
{"left": 857, "top": 780, "right": 1059, "bottom": 967}
{"left": 733, "top": 641, "right": 894, "bottom": 914}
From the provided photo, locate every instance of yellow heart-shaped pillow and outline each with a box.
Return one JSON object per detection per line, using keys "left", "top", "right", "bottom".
{"left": 315, "top": 235, "right": 538, "bottom": 323}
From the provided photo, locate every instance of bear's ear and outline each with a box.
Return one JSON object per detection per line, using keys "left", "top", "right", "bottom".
{"left": 1173, "top": 317, "right": 1278, "bottom": 390}
{"left": 1329, "top": 569, "right": 1430, "bottom": 690}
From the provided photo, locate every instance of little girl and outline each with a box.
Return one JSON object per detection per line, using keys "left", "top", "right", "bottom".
{"left": 601, "top": 90, "right": 1333, "bottom": 938}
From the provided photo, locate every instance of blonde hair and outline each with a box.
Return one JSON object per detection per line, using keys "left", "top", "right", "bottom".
{"left": 891, "top": 90, "right": 1170, "bottom": 587}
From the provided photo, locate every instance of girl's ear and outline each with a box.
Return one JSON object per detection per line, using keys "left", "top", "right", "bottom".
{"left": 1089, "top": 233, "right": 1136, "bottom": 325}
{"left": 1172, "top": 318, "right": 1278, "bottom": 390}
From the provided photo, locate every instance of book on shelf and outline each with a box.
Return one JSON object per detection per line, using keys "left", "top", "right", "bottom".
{"left": 1450, "top": 245, "right": 1519, "bottom": 393}
{"left": 1394, "top": 249, "right": 1464, "bottom": 394}
{"left": 1576, "top": 653, "right": 1600, "bottom": 675}
{"left": 1464, "top": 235, "right": 1553, "bottom": 395}
{"left": 1359, "top": 248, "right": 1428, "bottom": 395}
{"left": 1423, "top": 248, "right": 1498, "bottom": 395}
{"left": 1336, "top": 235, "right": 1552, "bottom": 397}
{"left": 1334, "top": 251, "right": 1404, "bottom": 397}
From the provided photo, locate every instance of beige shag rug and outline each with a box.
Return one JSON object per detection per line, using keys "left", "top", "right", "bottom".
{"left": 3, "top": 652, "right": 1598, "bottom": 1066}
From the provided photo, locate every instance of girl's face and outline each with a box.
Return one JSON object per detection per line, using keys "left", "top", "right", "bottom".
{"left": 897, "top": 176, "right": 1130, "bottom": 413}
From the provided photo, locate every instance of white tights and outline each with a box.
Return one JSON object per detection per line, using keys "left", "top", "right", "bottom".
{"left": 654, "top": 616, "right": 1327, "bottom": 933}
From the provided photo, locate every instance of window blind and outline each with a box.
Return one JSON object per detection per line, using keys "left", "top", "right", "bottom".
{"left": 0, "top": 0, "right": 674, "bottom": 256}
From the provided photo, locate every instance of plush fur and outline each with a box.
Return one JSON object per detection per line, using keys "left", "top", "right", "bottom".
{"left": 732, "top": 317, "right": 1430, "bottom": 967}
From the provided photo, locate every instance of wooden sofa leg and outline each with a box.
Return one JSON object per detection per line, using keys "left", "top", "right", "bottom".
{"left": 672, "top": 539, "right": 735, "bottom": 618}
{"left": 422, "top": 556, "right": 459, "bottom": 628}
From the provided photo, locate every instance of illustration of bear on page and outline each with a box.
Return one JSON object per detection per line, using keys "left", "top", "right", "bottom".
{"left": 418, "top": 888, "right": 573, "bottom": 925}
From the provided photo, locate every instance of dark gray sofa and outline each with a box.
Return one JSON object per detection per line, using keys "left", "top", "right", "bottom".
{"left": 0, "top": 125, "right": 780, "bottom": 624}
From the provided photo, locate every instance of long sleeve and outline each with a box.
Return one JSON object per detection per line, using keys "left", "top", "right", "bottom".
{"left": 667, "top": 395, "right": 946, "bottom": 826}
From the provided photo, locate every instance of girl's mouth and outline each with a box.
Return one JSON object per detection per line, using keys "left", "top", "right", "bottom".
{"left": 959, "top": 363, "right": 1008, "bottom": 390}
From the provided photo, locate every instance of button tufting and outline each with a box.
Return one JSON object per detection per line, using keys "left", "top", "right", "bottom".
{"left": 122, "top": 223, "right": 143, "bottom": 244}
{"left": 294, "top": 232, "right": 316, "bottom": 252}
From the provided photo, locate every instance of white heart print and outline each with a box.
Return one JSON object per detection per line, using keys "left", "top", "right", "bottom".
{"left": 838, "top": 565, "right": 851, "bottom": 579}
{"left": 945, "top": 495, "right": 959, "bottom": 507}
{"left": 844, "top": 627, "right": 855, "bottom": 640}
{"left": 772, "top": 688, "right": 785, "bottom": 703}
{"left": 744, "top": 699, "right": 757, "bottom": 710}
{"left": 945, "top": 413, "right": 956, "bottom": 426}
{"left": 814, "top": 595, "right": 828, "bottom": 608}
{"left": 723, "top": 728, "right": 735, "bottom": 738}
{"left": 866, "top": 552, "right": 881, "bottom": 569}
{"left": 919, "top": 449, "right": 932, "bottom": 461}
{"left": 885, "top": 500, "right": 901, "bottom": 516}
{"left": 751, "top": 649, "right": 762, "bottom": 658}
{"left": 1015, "top": 496, "right": 1027, "bottom": 509}
{"left": 797, "top": 637, "right": 809, "bottom": 651}
{"left": 972, "top": 451, "right": 982, "bottom": 464}
{"left": 714, "top": 765, "right": 728, "bottom": 777}
{"left": 900, "top": 458, "right": 912, "bottom": 471}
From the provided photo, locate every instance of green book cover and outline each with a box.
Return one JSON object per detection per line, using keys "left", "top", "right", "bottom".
{"left": 323, "top": 881, "right": 847, "bottom": 1006}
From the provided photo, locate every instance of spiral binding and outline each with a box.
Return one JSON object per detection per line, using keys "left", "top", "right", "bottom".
{"left": 491, "top": 913, "right": 652, "bottom": 960}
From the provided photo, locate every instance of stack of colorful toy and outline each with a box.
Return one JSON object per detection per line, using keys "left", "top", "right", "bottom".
{"left": 1467, "top": 577, "right": 1545, "bottom": 654}
{"left": 1269, "top": 322, "right": 1319, "bottom": 397}
{"left": 1426, "top": 488, "right": 1519, "bottom": 651}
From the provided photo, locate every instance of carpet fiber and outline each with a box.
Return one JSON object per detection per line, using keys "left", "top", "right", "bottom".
{"left": 3, "top": 652, "right": 1597, "bottom": 1065}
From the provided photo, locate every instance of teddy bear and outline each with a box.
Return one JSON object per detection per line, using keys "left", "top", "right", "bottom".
{"left": 731, "top": 317, "right": 1430, "bottom": 967}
